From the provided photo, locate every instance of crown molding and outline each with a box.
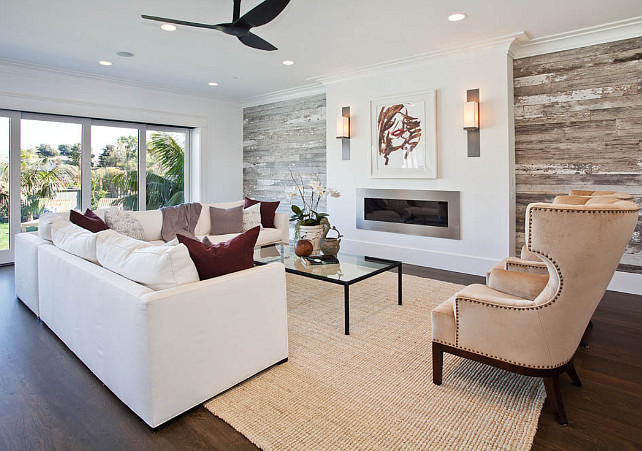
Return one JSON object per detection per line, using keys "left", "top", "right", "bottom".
{"left": 0, "top": 57, "right": 238, "bottom": 103}
{"left": 241, "top": 83, "right": 326, "bottom": 108}
{"left": 310, "top": 32, "right": 529, "bottom": 85}
{"left": 512, "top": 15, "right": 642, "bottom": 59}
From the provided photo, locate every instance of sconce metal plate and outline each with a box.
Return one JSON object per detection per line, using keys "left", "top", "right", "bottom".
{"left": 342, "top": 106, "right": 350, "bottom": 160}
{"left": 467, "top": 89, "right": 480, "bottom": 157}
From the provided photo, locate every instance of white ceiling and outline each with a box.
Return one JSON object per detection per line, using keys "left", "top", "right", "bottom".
{"left": 1, "top": 0, "right": 640, "bottom": 100}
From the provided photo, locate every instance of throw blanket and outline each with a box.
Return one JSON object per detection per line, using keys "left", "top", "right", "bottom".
{"left": 161, "top": 203, "right": 202, "bottom": 242}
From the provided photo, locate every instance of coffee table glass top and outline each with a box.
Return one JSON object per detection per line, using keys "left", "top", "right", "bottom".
{"left": 254, "top": 245, "right": 399, "bottom": 284}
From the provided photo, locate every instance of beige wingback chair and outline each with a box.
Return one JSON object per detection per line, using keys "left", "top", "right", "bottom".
{"left": 431, "top": 198, "right": 639, "bottom": 425}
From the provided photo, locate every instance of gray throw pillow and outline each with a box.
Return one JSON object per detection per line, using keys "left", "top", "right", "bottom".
{"left": 210, "top": 205, "right": 243, "bottom": 235}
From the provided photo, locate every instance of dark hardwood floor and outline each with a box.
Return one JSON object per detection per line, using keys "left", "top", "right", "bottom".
{"left": 1, "top": 264, "right": 640, "bottom": 450}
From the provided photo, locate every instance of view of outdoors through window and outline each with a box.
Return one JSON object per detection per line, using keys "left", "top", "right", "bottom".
{"left": 0, "top": 117, "right": 9, "bottom": 250}
{"left": 146, "top": 130, "right": 186, "bottom": 210}
{"left": 91, "top": 126, "right": 139, "bottom": 211}
{"left": 0, "top": 117, "right": 187, "bottom": 243}
{"left": 20, "top": 119, "right": 82, "bottom": 232}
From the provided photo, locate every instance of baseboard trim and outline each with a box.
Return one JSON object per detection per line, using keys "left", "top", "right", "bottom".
{"left": 608, "top": 271, "right": 642, "bottom": 295}
{"left": 340, "top": 239, "right": 642, "bottom": 295}
{"left": 340, "top": 239, "right": 499, "bottom": 278}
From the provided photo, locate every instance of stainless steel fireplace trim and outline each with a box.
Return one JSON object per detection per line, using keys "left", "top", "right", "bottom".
{"left": 356, "top": 188, "right": 460, "bottom": 240}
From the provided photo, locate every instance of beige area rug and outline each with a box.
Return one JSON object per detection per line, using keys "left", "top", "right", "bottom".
{"left": 205, "top": 272, "right": 545, "bottom": 450}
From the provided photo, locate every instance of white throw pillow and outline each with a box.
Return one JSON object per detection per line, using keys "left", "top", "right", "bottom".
{"left": 96, "top": 229, "right": 199, "bottom": 291}
{"left": 104, "top": 210, "right": 146, "bottom": 241}
{"left": 50, "top": 217, "right": 100, "bottom": 264}
{"left": 38, "top": 212, "right": 68, "bottom": 241}
{"left": 242, "top": 203, "right": 263, "bottom": 232}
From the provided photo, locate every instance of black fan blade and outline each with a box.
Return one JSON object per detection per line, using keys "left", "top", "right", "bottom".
{"left": 235, "top": 0, "right": 290, "bottom": 29}
{"left": 141, "top": 14, "right": 225, "bottom": 31}
{"left": 238, "top": 33, "right": 278, "bottom": 51}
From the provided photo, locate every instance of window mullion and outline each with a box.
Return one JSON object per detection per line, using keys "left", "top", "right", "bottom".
{"left": 138, "top": 125, "right": 147, "bottom": 211}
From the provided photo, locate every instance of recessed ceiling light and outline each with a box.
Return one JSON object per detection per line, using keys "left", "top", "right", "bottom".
{"left": 208, "top": 82, "right": 219, "bottom": 86}
{"left": 116, "top": 51, "right": 134, "bottom": 58}
{"left": 448, "top": 13, "right": 466, "bottom": 22}
{"left": 161, "top": 23, "right": 177, "bottom": 32}
{"left": 282, "top": 60, "right": 294, "bottom": 66}
{"left": 98, "top": 60, "right": 112, "bottom": 66}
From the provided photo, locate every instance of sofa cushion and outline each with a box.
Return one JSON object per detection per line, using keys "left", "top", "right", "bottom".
{"left": 177, "top": 227, "right": 260, "bottom": 280}
{"left": 38, "top": 212, "right": 68, "bottom": 241}
{"left": 96, "top": 230, "right": 199, "bottom": 291}
{"left": 242, "top": 203, "right": 262, "bottom": 232}
{"left": 125, "top": 209, "right": 163, "bottom": 241}
{"left": 210, "top": 205, "right": 243, "bottom": 235}
{"left": 51, "top": 217, "right": 101, "bottom": 264}
{"left": 104, "top": 210, "right": 146, "bottom": 241}
{"left": 244, "top": 197, "right": 280, "bottom": 229}
{"left": 204, "top": 228, "right": 283, "bottom": 247}
{"left": 70, "top": 209, "right": 109, "bottom": 233}
{"left": 194, "top": 201, "right": 244, "bottom": 237}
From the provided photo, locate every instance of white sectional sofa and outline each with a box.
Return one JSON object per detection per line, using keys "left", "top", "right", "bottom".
{"left": 16, "top": 200, "right": 289, "bottom": 317}
{"left": 13, "top": 201, "right": 289, "bottom": 428}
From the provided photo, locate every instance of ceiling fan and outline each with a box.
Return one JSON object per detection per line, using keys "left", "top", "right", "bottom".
{"left": 141, "top": 0, "right": 291, "bottom": 51}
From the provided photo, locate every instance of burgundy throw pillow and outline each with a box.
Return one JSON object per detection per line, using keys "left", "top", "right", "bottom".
{"left": 244, "top": 197, "right": 280, "bottom": 229}
{"left": 177, "top": 226, "right": 260, "bottom": 280}
{"left": 69, "top": 209, "right": 109, "bottom": 233}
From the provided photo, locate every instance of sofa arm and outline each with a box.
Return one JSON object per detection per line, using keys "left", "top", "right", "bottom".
{"left": 15, "top": 231, "right": 52, "bottom": 316}
{"left": 454, "top": 286, "right": 553, "bottom": 367}
{"left": 139, "top": 262, "right": 288, "bottom": 426}
{"left": 273, "top": 212, "right": 290, "bottom": 244}
{"left": 487, "top": 268, "right": 549, "bottom": 300}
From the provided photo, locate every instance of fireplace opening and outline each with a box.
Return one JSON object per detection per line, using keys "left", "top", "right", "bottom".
{"left": 364, "top": 198, "right": 448, "bottom": 228}
{"left": 356, "top": 189, "right": 460, "bottom": 239}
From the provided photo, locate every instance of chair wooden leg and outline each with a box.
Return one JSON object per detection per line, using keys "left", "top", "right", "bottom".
{"left": 543, "top": 373, "right": 568, "bottom": 426}
{"left": 566, "top": 362, "right": 582, "bottom": 387}
{"left": 432, "top": 342, "right": 443, "bottom": 385}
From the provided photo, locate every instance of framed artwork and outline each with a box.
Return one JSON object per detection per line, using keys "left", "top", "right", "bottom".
{"left": 370, "top": 90, "right": 437, "bottom": 178}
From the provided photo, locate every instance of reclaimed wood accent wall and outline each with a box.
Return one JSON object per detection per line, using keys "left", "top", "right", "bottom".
{"left": 513, "top": 36, "right": 642, "bottom": 273}
{"left": 243, "top": 94, "right": 327, "bottom": 218}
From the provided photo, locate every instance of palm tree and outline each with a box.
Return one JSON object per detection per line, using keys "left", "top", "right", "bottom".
{"left": 0, "top": 151, "right": 77, "bottom": 221}
{"left": 112, "top": 133, "right": 185, "bottom": 210}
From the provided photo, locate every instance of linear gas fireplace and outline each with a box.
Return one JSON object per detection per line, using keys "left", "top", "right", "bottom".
{"left": 356, "top": 189, "right": 460, "bottom": 239}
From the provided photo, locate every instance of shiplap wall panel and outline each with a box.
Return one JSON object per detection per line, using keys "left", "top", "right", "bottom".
{"left": 243, "top": 94, "right": 327, "bottom": 217}
{"left": 514, "top": 36, "right": 642, "bottom": 273}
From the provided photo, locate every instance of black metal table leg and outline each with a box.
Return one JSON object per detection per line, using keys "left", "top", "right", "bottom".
{"left": 344, "top": 284, "right": 350, "bottom": 335}
{"left": 398, "top": 263, "right": 403, "bottom": 306}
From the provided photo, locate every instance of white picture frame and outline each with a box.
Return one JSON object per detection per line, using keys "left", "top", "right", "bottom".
{"left": 370, "top": 90, "right": 437, "bottom": 179}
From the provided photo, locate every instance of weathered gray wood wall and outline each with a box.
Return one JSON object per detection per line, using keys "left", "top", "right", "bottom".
{"left": 243, "top": 94, "right": 327, "bottom": 217}
{"left": 513, "top": 36, "right": 642, "bottom": 273}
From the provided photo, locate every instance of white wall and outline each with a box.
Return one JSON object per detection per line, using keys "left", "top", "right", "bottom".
{"left": 323, "top": 44, "right": 515, "bottom": 276}
{"left": 0, "top": 61, "right": 243, "bottom": 202}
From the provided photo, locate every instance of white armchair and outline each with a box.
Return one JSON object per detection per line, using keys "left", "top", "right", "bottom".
{"left": 432, "top": 198, "right": 639, "bottom": 425}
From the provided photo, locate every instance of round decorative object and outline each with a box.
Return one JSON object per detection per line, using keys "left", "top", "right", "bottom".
{"left": 294, "top": 239, "right": 314, "bottom": 257}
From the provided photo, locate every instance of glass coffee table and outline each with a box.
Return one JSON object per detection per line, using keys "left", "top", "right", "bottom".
{"left": 254, "top": 245, "right": 402, "bottom": 335}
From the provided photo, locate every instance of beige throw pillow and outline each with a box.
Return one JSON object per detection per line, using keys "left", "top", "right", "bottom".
{"left": 242, "top": 203, "right": 263, "bottom": 232}
{"left": 104, "top": 210, "right": 146, "bottom": 241}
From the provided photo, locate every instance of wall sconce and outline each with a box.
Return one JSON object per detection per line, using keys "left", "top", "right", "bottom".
{"left": 464, "top": 89, "right": 480, "bottom": 157}
{"left": 463, "top": 101, "right": 479, "bottom": 130}
{"left": 336, "top": 106, "right": 350, "bottom": 160}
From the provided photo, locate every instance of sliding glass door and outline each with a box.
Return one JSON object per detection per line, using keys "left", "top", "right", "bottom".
{"left": 0, "top": 111, "right": 190, "bottom": 264}
{"left": 0, "top": 116, "right": 11, "bottom": 257}
{"left": 20, "top": 118, "right": 83, "bottom": 231}
{"left": 91, "top": 124, "right": 140, "bottom": 211}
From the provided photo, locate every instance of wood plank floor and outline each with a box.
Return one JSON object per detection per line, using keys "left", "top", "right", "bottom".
{"left": 0, "top": 264, "right": 640, "bottom": 450}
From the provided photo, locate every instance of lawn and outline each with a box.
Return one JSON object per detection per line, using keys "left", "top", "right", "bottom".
{"left": 0, "top": 222, "right": 9, "bottom": 250}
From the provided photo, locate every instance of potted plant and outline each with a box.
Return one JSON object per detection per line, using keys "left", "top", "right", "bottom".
{"left": 288, "top": 168, "right": 340, "bottom": 254}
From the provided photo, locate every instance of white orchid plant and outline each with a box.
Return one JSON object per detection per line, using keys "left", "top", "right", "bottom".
{"left": 287, "top": 168, "right": 340, "bottom": 237}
